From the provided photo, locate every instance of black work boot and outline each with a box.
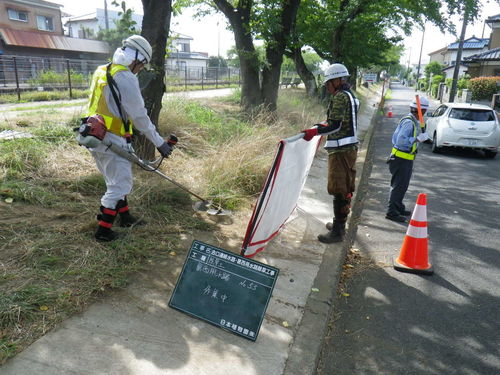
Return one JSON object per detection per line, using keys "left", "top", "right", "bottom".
{"left": 318, "top": 221, "right": 346, "bottom": 244}
{"left": 116, "top": 199, "right": 146, "bottom": 228}
{"left": 95, "top": 206, "right": 119, "bottom": 242}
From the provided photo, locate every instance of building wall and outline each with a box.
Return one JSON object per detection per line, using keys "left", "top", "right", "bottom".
{"left": 443, "top": 65, "right": 467, "bottom": 79}
{"left": 466, "top": 62, "right": 500, "bottom": 78}
{"left": 65, "top": 8, "right": 143, "bottom": 38}
{"left": 429, "top": 52, "right": 445, "bottom": 64}
{"left": 489, "top": 24, "right": 500, "bottom": 49}
{"left": 0, "top": 0, "right": 63, "bottom": 34}
{"left": 444, "top": 48, "right": 489, "bottom": 66}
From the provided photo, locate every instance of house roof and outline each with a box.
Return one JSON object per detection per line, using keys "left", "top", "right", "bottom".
{"left": 0, "top": 28, "right": 109, "bottom": 54}
{"left": 428, "top": 46, "right": 447, "bottom": 56}
{"left": 448, "top": 37, "right": 489, "bottom": 50}
{"left": 170, "top": 51, "right": 208, "bottom": 60}
{"left": 485, "top": 14, "right": 500, "bottom": 24}
{"left": 11, "top": 0, "right": 62, "bottom": 10}
{"left": 464, "top": 47, "right": 500, "bottom": 62}
{"left": 442, "top": 63, "right": 468, "bottom": 71}
{"left": 171, "top": 31, "right": 193, "bottom": 41}
{"left": 65, "top": 12, "right": 98, "bottom": 23}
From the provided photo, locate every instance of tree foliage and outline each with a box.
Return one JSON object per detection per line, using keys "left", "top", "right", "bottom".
{"left": 96, "top": 1, "right": 139, "bottom": 52}
{"left": 295, "top": 0, "right": 481, "bottom": 76}
{"left": 425, "top": 62, "right": 445, "bottom": 80}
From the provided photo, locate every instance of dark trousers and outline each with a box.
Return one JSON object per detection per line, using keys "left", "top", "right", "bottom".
{"left": 387, "top": 157, "right": 413, "bottom": 215}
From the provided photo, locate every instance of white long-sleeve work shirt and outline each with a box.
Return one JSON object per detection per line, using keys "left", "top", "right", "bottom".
{"left": 103, "top": 68, "right": 164, "bottom": 148}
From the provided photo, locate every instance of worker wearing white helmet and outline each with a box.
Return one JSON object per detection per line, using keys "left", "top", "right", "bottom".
{"left": 385, "top": 96, "right": 430, "bottom": 222}
{"left": 301, "top": 63, "right": 359, "bottom": 243}
{"left": 84, "top": 35, "right": 173, "bottom": 242}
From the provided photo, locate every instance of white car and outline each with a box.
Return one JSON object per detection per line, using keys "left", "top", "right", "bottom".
{"left": 426, "top": 102, "right": 500, "bottom": 158}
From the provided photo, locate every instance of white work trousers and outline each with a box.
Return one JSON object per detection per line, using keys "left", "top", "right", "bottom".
{"left": 91, "top": 133, "right": 133, "bottom": 209}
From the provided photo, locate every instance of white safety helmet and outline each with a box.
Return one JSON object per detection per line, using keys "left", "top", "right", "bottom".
{"left": 323, "top": 63, "right": 350, "bottom": 84}
{"left": 410, "top": 96, "right": 429, "bottom": 110}
{"left": 122, "top": 35, "right": 153, "bottom": 64}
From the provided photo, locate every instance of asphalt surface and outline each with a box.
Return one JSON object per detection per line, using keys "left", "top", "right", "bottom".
{"left": 317, "top": 83, "right": 500, "bottom": 374}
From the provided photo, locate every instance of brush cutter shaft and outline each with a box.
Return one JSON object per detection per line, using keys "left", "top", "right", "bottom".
{"left": 103, "top": 139, "right": 210, "bottom": 204}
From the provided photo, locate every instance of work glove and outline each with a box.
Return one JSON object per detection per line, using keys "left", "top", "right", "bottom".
{"left": 417, "top": 132, "right": 430, "bottom": 142}
{"left": 302, "top": 127, "right": 318, "bottom": 141}
{"left": 157, "top": 141, "right": 173, "bottom": 158}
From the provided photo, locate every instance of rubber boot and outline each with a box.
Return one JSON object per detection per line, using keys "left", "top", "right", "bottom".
{"left": 95, "top": 206, "right": 119, "bottom": 242}
{"left": 325, "top": 193, "right": 351, "bottom": 233}
{"left": 116, "top": 199, "right": 146, "bottom": 228}
{"left": 318, "top": 221, "right": 346, "bottom": 244}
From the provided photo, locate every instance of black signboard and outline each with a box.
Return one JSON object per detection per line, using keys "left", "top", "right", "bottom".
{"left": 169, "top": 240, "right": 279, "bottom": 341}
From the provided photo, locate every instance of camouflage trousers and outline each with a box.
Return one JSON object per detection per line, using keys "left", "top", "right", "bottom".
{"left": 327, "top": 148, "right": 357, "bottom": 195}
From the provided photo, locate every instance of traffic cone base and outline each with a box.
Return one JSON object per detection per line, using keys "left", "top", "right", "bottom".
{"left": 394, "top": 258, "right": 433, "bottom": 275}
{"left": 394, "top": 193, "right": 433, "bottom": 276}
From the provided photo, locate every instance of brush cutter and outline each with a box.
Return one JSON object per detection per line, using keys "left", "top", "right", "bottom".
{"left": 102, "top": 137, "right": 229, "bottom": 216}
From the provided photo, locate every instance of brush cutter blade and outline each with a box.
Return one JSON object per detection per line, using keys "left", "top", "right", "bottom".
{"left": 193, "top": 200, "right": 211, "bottom": 212}
{"left": 206, "top": 207, "right": 231, "bottom": 216}
{"left": 193, "top": 200, "right": 230, "bottom": 216}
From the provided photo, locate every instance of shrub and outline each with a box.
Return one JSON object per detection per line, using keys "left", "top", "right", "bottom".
{"left": 27, "top": 70, "right": 88, "bottom": 88}
{"left": 431, "top": 74, "right": 444, "bottom": 98}
{"left": 468, "top": 76, "right": 500, "bottom": 100}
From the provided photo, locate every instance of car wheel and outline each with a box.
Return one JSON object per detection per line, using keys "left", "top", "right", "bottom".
{"left": 431, "top": 132, "right": 442, "bottom": 153}
{"left": 484, "top": 150, "right": 497, "bottom": 159}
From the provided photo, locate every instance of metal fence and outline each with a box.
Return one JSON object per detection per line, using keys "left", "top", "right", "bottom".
{"left": 0, "top": 55, "right": 242, "bottom": 101}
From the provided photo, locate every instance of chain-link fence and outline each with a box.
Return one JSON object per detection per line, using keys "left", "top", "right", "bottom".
{"left": 0, "top": 55, "right": 242, "bottom": 101}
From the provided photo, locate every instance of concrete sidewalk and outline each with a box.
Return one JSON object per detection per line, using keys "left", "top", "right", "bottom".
{"left": 1, "top": 86, "right": 382, "bottom": 375}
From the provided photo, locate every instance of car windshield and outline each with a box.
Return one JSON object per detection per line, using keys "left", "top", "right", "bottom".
{"left": 449, "top": 108, "right": 495, "bottom": 122}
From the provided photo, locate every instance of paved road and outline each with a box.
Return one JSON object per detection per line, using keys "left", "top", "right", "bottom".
{"left": 0, "top": 88, "right": 237, "bottom": 121}
{"left": 317, "top": 83, "right": 500, "bottom": 375}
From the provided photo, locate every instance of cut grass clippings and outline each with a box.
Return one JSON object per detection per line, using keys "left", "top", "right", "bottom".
{"left": 0, "top": 87, "right": 328, "bottom": 363}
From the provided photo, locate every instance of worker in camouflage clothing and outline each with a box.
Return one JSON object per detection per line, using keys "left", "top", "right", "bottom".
{"left": 302, "top": 63, "right": 359, "bottom": 243}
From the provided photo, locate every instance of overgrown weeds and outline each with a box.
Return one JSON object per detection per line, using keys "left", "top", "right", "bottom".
{"left": 0, "top": 88, "right": 325, "bottom": 363}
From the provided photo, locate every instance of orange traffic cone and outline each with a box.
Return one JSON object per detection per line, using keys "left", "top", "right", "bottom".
{"left": 387, "top": 106, "right": 393, "bottom": 118}
{"left": 394, "top": 193, "right": 433, "bottom": 275}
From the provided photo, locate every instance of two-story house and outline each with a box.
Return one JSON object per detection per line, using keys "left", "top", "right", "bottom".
{"left": 63, "top": 8, "right": 143, "bottom": 39}
{"left": 464, "top": 14, "right": 500, "bottom": 77}
{"left": 64, "top": 8, "right": 209, "bottom": 70}
{"left": 428, "top": 36, "right": 490, "bottom": 79}
{"left": 0, "top": 0, "right": 109, "bottom": 59}
{"left": 168, "top": 32, "right": 209, "bottom": 71}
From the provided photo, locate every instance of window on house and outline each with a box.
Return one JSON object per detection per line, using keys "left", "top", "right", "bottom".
{"left": 8, "top": 9, "right": 28, "bottom": 22}
{"left": 37, "top": 15, "right": 54, "bottom": 31}
{"left": 178, "top": 43, "right": 190, "bottom": 53}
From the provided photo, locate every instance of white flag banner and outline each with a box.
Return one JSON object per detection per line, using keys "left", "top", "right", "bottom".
{"left": 241, "top": 133, "right": 321, "bottom": 257}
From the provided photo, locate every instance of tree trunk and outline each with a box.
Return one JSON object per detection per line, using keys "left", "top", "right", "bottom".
{"left": 261, "top": 0, "right": 301, "bottom": 111}
{"left": 214, "top": 0, "right": 263, "bottom": 113}
{"left": 214, "top": 0, "right": 300, "bottom": 114}
{"left": 291, "top": 47, "right": 317, "bottom": 97}
{"left": 134, "top": 0, "right": 172, "bottom": 160}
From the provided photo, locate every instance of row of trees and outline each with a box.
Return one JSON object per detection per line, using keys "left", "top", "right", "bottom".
{"left": 106, "top": 0, "right": 483, "bottom": 158}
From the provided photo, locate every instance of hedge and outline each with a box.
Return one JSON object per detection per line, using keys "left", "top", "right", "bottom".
{"left": 468, "top": 76, "right": 500, "bottom": 100}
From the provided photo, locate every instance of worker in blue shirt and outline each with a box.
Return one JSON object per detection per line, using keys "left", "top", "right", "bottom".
{"left": 386, "top": 97, "right": 430, "bottom": 222}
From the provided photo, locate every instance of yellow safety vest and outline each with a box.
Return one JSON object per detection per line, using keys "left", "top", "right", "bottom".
{"left": 87, "top": 64, "right": 133, "bottom": 138}
{"left": 391, "top": 115, "right": 418, "bottom": 161}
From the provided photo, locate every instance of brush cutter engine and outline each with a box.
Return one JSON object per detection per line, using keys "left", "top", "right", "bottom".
{"left": 75, "top": 115, "right": 107, "bottom": 148}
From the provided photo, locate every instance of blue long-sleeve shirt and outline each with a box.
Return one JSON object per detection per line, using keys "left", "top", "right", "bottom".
{"left": 392, "top": 114, "right": 421, "bottom": 152}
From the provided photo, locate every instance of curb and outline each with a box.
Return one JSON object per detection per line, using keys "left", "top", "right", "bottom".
{"left": 282, "top": 89, "right": 384, "bottom": 375}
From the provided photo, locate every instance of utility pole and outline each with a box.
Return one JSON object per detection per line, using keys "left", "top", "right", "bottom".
{"left": 104, "top": 0, "right": 109, "bottom": 30}
{"left": 415, "top": 25, "right": 426, "bottom": 92}
{"left": 450, "top": 10, "right": 468, "bottom": 103}
{"left": 406, "top": 48, "right": 412, "bottom": 86}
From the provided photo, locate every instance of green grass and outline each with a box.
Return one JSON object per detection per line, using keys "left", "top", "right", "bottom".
{"left": 0, "top": 87, "right": 328, "bottom": 364}
{"left": 384, "top": 88, "right": 392, "bottom": 100}
{"left": 0, "top": 89, "right": 89, "bottom": 104}
{"left": 10, "top": 100, "right": 87, "bottom": 112}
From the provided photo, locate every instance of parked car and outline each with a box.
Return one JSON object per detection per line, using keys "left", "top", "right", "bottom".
{"left": 426, "top": 103, "right": 500, "bottom": 158}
